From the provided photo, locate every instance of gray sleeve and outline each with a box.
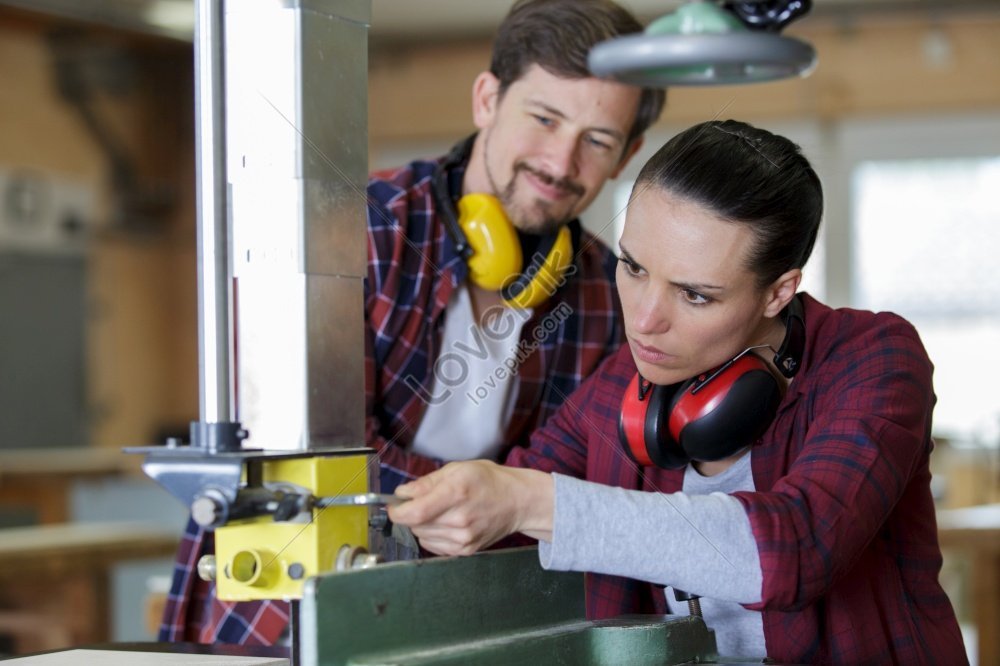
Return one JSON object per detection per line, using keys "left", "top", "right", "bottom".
{"left": 537, "top": 473, "right": 762, "bottom": 604}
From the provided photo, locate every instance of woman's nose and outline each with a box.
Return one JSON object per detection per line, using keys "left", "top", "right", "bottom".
{"left": 629, "top": 289, "right": 670, "bottom": 336}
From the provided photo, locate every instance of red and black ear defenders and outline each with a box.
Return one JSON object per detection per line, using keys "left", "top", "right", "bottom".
{"left": 618, "top": 296, "right": 806, "bottom": 469}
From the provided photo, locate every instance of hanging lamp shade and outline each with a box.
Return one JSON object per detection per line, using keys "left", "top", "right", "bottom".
{"left": 588, "top": 1, "right": 817, "bottom": 87}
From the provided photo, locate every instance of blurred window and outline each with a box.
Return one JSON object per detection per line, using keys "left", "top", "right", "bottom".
{"left": 852, "top": 156, "right": 1000, "bottom": 445}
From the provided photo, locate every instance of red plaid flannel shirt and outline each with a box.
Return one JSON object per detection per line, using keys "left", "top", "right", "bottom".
{"left": 508, "top": 293, "right": 966, "bottom": 664}
{"left": 158, "top": 152, "right": 625, "bottom": 644}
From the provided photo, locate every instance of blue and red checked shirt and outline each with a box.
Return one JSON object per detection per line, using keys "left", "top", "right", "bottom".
{"left": 508, "top": 293, "right": 966, "bottom": 664}
{"left": 159, "top": 151, "right": 625, "bottom": 644}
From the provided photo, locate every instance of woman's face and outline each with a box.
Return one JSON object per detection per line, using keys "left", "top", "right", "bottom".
{"left": 617, "top": 185, "right": 788, "bottom": 386}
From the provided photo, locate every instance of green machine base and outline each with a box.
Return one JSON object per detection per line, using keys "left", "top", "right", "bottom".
{"left": 299, "top": 546, "right": 718, "bottom": 665}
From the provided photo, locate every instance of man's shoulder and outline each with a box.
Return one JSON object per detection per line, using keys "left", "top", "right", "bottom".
{"left": 573, "top": 227, "right": 620, "bottom": 280}
{"left": 576, "top": 228, "right": 617, "bottom": 259}
{"left": 366, "top": 154, "right": 465, "bottom": 292}
{"left": 368, "top": 158, "right": 441, "bottom": 212}
{"left": 366, "top": 157, "right": 445, "bottom": 249}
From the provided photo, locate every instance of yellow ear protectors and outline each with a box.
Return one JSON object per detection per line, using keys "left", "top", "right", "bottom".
{"left": 456, "top": 193, "right": 573, "bottom": 309}
{"left": 433, "top": 134, "right": 576, "bottom": 310}
{"left": 455, "top": 193, "right": 521, "bottom": 291}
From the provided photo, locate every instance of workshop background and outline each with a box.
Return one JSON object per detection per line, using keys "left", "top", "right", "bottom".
{"left": 0, "top": 0, "right": 998, "bottom": 663}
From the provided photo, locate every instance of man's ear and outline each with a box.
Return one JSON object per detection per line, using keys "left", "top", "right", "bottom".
{"left": 611, "top": 136, "right": 643, "bottom": 179}
{"left": 471, "top": 71, "right": 501, "bottom": 130}
{"left": 763, "top": 268, "right": 802, "bottom": 318}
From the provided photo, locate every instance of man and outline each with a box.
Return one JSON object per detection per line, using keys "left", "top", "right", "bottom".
{"left": 160, "top": 0, "right": 665, "bottom": 645}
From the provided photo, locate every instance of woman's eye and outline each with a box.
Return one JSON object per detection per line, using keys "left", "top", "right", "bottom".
{"left": 533, "top": 114, "right": 554, "bottom": 127}
{"left": 681, "top": 289, "right": 710, "bottom": 306}
{"left": 618, "top": 256, "right": 642, "bottom": 276}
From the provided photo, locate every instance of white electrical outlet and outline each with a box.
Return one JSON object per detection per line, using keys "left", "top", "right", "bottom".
{"left": 0, "top": 168, "right": 95, "bottom": 253}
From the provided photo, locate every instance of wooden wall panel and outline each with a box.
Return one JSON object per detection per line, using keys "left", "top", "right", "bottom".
{"left": 0, "top": 12, "right": 196, "bottom": 449}
{"left": 368, "top": 12, "right": 1000, "bottom": 142}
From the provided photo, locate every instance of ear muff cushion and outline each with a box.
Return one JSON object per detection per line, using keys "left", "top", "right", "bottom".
{"left": 502, "top": 225, "right": 573, "bottom": 309}
{"left": 618, "top": 375, "right": 690, "bottom": 469}
{"left": 619, "top": 373, "right": 654, "bottom": 466}
{"left": 668, "top": 353, "right": 782, "bottom": 462}
{"left": 647, "top": 383, "right": 692, "bottom": 469}
{"left": 457, "top": 193, "right": 522, "bottom": 291}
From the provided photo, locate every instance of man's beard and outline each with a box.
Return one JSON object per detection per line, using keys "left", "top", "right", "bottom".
{"left": 483, "top": 145, "right": 585, "bottom": 235}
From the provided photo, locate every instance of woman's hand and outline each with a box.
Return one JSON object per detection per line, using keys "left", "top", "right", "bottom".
{"left": 387, "top": 460, "right": 554, "bottom": 556}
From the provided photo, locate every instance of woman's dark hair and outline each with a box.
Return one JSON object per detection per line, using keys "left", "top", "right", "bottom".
{"left": 491, "top": 0, "right": 666, "bottom": 152}
{"left": 634, "top": 119, "right": 823, "bottom": 288}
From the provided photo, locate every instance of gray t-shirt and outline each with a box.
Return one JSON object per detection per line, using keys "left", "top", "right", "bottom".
{"left": 539, "top": 450, "right": 766, "bottom": 659}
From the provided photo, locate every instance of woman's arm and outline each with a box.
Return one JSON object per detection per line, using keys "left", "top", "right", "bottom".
{"left": 736, "top": 318, "right": 935, "bottom": 611}
{"left": 543, "top": 474, "right": 763, "bottom": 603}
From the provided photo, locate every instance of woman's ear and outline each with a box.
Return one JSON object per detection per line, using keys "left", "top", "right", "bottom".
{"left": 763, "top": 268, "right": 802, "bottom": 318}
{"left": 471, "top": 71, "right": 501, "bottom": 130}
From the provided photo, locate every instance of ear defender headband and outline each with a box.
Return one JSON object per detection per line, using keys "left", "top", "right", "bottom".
{"left": 618, "top": 296, "right": 806, "bottom": 469}
{"left": 432, "top": 135, "right": 574, "bottom": 309}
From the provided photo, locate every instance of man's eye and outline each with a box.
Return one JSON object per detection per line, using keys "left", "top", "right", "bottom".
{"left": 586, "top": 135, "right": 612, "bottom": 151}
{"left": 533, "top": 114, "right": 554, "bottom": 127}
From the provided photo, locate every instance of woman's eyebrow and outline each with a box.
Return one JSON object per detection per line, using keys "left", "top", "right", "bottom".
{"left": 617, "top": 243, "right": 643, "bottom": 269}
{"left": 621, "top": 242, "right": 725, "bottom": 291}
{"left": 669, "top": 280, "right": 726, "bottom": 293}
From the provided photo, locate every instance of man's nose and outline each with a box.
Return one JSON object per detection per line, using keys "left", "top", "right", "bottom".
{"left": 540, "top": 133, "right": 580, "bottom": 181}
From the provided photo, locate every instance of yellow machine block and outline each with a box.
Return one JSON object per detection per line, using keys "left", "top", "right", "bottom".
{"left": 214, "top": 452, "right": 373, "bottom": 601}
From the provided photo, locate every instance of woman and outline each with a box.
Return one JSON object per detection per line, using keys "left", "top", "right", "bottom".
{"left": 388, "top": 120, "right": 966, "bottom": 664}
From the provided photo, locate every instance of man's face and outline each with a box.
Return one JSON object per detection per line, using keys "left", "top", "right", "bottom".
{"left": 616, "top": 186, "right": 783, "bottom": 387}
{"left": 468, "top": 64, "right": 642, "bottom": 235}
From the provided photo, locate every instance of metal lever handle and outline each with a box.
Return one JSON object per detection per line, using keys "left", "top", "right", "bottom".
{"left": 315, "top": 493, "right": 409, "bottom": 508}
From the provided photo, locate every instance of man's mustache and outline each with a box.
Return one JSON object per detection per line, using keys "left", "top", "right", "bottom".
{"left": 513, "top": 162, "right": 585, "bottom": 198}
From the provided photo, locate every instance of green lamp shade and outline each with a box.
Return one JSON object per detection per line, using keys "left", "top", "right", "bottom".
{"left": 589, "top": 1, "right": 817, "bottom": 86}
